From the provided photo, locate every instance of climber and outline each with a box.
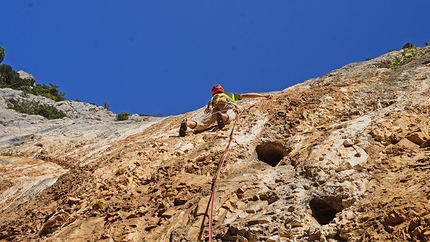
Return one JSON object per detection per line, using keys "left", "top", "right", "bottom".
{"left": 179, "top": 84, "right": 273, "bottom": 137}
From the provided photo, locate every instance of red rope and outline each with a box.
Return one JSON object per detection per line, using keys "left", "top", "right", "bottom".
{"left": 207, "top": 106, "right": 248, "bottom": 241}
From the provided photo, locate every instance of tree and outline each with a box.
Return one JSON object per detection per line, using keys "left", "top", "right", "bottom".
{"left": 0, "top": 46, "right": 4, "bottom": 64}
{"left": 0, "top": 64, "right": 27, "bottom": 88}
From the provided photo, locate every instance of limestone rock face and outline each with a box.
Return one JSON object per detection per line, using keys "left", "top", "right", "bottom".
{"left": 1, "top": 46, "right": 430, "bottom": 241}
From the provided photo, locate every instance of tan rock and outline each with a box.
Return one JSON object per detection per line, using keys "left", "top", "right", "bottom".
{"left": 2, "top": 46, "right": 430, "bottom": 242}
{"left": 405, "top": 132, "right": 425, "bottom": 145}
{"left": 195, "top": 196, "right": 210, "bottom": 216}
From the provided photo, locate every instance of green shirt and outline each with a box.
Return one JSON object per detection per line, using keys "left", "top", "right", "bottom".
{"left": 207, "top": 92, "right": 241, "bottom": 108}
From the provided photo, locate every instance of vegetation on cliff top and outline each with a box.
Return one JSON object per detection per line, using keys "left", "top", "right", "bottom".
{"left": 0, "top": 46, "right": 66, "bottom": 119}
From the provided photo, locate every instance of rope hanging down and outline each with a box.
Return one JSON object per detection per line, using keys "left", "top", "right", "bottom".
{"left": 207, "top": 105, "right": 251, "bottom": 242}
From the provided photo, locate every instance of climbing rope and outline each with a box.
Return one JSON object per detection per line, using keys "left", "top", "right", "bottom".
{"left": 207, "top": 104, "right": 251, "bottom": 242}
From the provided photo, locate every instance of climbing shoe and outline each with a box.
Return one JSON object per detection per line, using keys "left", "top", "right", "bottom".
{"left": 179, "top": 120, "right": 187, "bottom": 137}
{"left": 216, "top": 112, "right": 225, "bottom": 129}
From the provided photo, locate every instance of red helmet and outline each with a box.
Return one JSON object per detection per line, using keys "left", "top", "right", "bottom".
{"left": 211, "top": 84, "right": 224, "bottom": 96}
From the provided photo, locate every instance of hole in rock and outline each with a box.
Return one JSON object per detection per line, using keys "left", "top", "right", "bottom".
{"left": 309, "top": 196, "right": 345, "bottom": 225}
{"left": 255, "top": 142, "right": 287, "bottom": 167}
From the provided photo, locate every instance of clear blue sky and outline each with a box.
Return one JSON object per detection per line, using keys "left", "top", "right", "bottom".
{"left": 1, "top": 1, "right": 429, "bottom": 116}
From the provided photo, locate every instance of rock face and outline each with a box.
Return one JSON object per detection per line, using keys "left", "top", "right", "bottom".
{"left": 17, "top": 70, "right": 36, "bottom": 85}
{"left": 1, "top": 47, "right": 430, "bottom": 241}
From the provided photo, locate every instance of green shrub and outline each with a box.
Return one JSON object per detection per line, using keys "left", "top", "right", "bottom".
{"left": 37, "top": 103, "right": 67, "bottom": 119}
{"left": 94, "top": 200, "right": 104, "bottom": 209}
{"left": 1, "top": 149, "right": 19, "bottom": 156}
{"left": 402, "top": 42, "right": 415, "bottom": 49}
{"left": 0, "top": 64, "right": 65, "bottom": 101}
{"left": 116, "top": 112, "right": 130, "bottom": 121}
{"left": 31, "top": 83, "right": 65, "bottom": 101}
{"left": 0, "top": 47, "right": 66, "bottom": 102}
{"left": 0, "top": 46, "right": 4, "bottom": 64}
{"left": 0, "top": 64, "right": 31, "bottom": 88}
{"left": 391, "top": 46, "right": 424, "bottom": 68}
{"left": 116, "top": 168, "right": 125, "bottom": 175}
{"left": 7, "top": 99, "right": 67, "bottom": 119}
